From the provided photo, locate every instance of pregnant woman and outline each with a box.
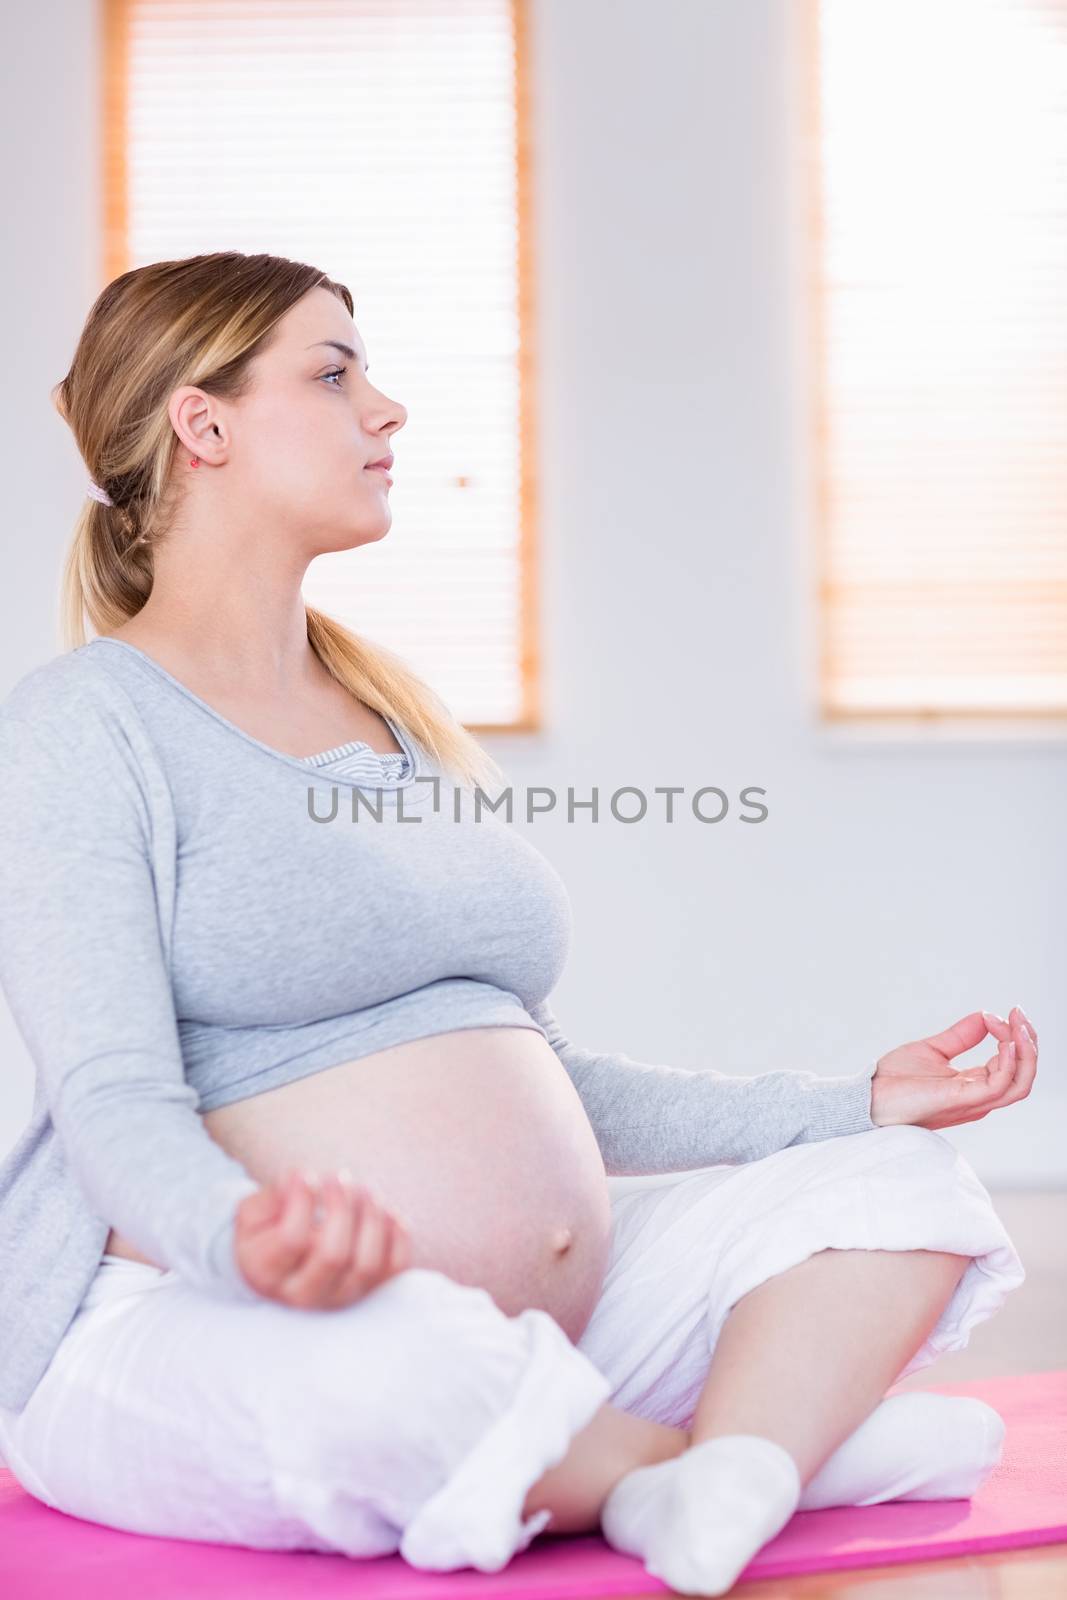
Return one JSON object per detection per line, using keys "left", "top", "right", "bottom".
{"left": 0, "top": 253, "right": 1032, "bottom": 1597}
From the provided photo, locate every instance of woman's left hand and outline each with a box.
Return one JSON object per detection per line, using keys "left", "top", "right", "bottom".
{"left": 869, "top": 1005, "right": 1037, "bottom": 1130}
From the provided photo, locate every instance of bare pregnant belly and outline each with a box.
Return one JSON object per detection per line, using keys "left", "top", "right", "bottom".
{"left": 103, "top": 1026, "right": 614, "bottom": 1342}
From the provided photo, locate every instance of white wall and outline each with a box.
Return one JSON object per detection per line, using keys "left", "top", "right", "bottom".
{"left": 2, "top": 0, "right": 1064, "bottom": 1185}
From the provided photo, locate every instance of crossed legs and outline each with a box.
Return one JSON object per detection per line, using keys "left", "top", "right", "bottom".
{"left": 521, "top": 1245, "right": 969, "bottom": 1534}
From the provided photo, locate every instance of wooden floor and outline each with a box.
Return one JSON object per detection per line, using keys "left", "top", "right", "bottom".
{"left": 616, "top": 1188, "right": 1067, "bottom": 1599}
{"left": 707, "top": 1542, "right": 1067, "bottom": 1599}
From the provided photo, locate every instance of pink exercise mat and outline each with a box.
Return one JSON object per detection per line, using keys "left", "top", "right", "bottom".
{"left": 1, "top": 1370, "right": 1065, "bottom": 1598}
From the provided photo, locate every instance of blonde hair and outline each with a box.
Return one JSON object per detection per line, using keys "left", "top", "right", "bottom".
{"left": 53, "top": 250, "right": 503, "bottom": 792}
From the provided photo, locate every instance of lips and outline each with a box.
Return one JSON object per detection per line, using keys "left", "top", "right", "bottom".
{"left": 365, "top": 452, "right": 394, "bottom": 471}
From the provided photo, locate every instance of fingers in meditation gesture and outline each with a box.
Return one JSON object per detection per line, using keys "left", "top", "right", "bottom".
{"left": 234, "top": 1168, "right": 413, "bottom": 1308}
{"left": 871, "top": 1004, "right": 1037, "bottom": 1131}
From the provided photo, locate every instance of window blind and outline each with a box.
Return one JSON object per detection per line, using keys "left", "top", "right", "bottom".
{"left": 807, "top": 0, "right": 1067, "bottom": 719}
{"left": 102, "top": 0, "right": 537, "bottom": 731}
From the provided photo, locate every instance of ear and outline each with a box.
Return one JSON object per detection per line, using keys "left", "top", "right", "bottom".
{"left": 169, "top": 384, "right": 228, "bottom": 466}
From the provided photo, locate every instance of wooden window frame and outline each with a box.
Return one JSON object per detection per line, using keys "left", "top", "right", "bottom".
{"left": 99, "top": 0, "right": 541, "bottom": 736}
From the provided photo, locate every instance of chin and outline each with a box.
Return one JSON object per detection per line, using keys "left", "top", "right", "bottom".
{"left": 343, "top": 518, "right": 392, "bottom": 551}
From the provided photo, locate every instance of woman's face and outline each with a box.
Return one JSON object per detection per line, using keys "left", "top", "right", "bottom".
{"left": 171, "top": 284, "right": 408, "bottom": 560}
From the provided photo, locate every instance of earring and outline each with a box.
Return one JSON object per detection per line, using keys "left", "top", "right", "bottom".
{"left": 190, "top": 456, "right": 200, "bottom": 468}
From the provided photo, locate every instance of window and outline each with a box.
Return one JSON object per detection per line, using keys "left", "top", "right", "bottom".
{"left": 102, "top": 0, "right": 538, "bottom": 730}
{"left": 806, "top": 0, "right": 1067, "bottom": 720}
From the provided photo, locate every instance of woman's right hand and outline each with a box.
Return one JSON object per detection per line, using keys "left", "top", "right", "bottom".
{"left": 233, "top": 1166, "right": 413, "bottom": 1308}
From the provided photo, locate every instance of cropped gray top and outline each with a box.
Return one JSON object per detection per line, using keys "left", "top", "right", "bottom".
{"left": 0, "top": 638, "right": 879, "bottom": 1410}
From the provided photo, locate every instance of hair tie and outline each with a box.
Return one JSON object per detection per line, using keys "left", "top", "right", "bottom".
{"left": 86, "top": 480, "right": 115, "bottom": 507}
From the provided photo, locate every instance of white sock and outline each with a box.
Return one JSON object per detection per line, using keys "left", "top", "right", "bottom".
{"left": 600, "top": 1433, "right": 801, "bottom": 1597}
{"left": 798, "top": 1392, "right": 1006, "bottom": 1510}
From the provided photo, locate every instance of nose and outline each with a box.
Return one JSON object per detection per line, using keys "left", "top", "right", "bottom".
{"left": 364, "top": 392, "right": 407, "bottom": 434}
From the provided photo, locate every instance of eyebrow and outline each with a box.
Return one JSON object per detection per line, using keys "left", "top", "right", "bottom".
{"left": 306, "top": 339, "right": 369, "bottom": 373}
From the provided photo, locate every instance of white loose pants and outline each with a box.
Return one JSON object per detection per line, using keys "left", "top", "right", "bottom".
{"left": 0, "top": 1126, "right": 1025, "bottom": 1573}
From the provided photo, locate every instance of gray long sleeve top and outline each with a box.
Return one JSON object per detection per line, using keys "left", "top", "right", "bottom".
{"left": 0, "top": 638, "right": 878, "bottom": 1411}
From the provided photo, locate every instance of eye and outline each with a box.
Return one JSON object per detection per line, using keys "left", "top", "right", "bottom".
{"left": 321, "top": 364, "right": 348, "bottom": 387}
